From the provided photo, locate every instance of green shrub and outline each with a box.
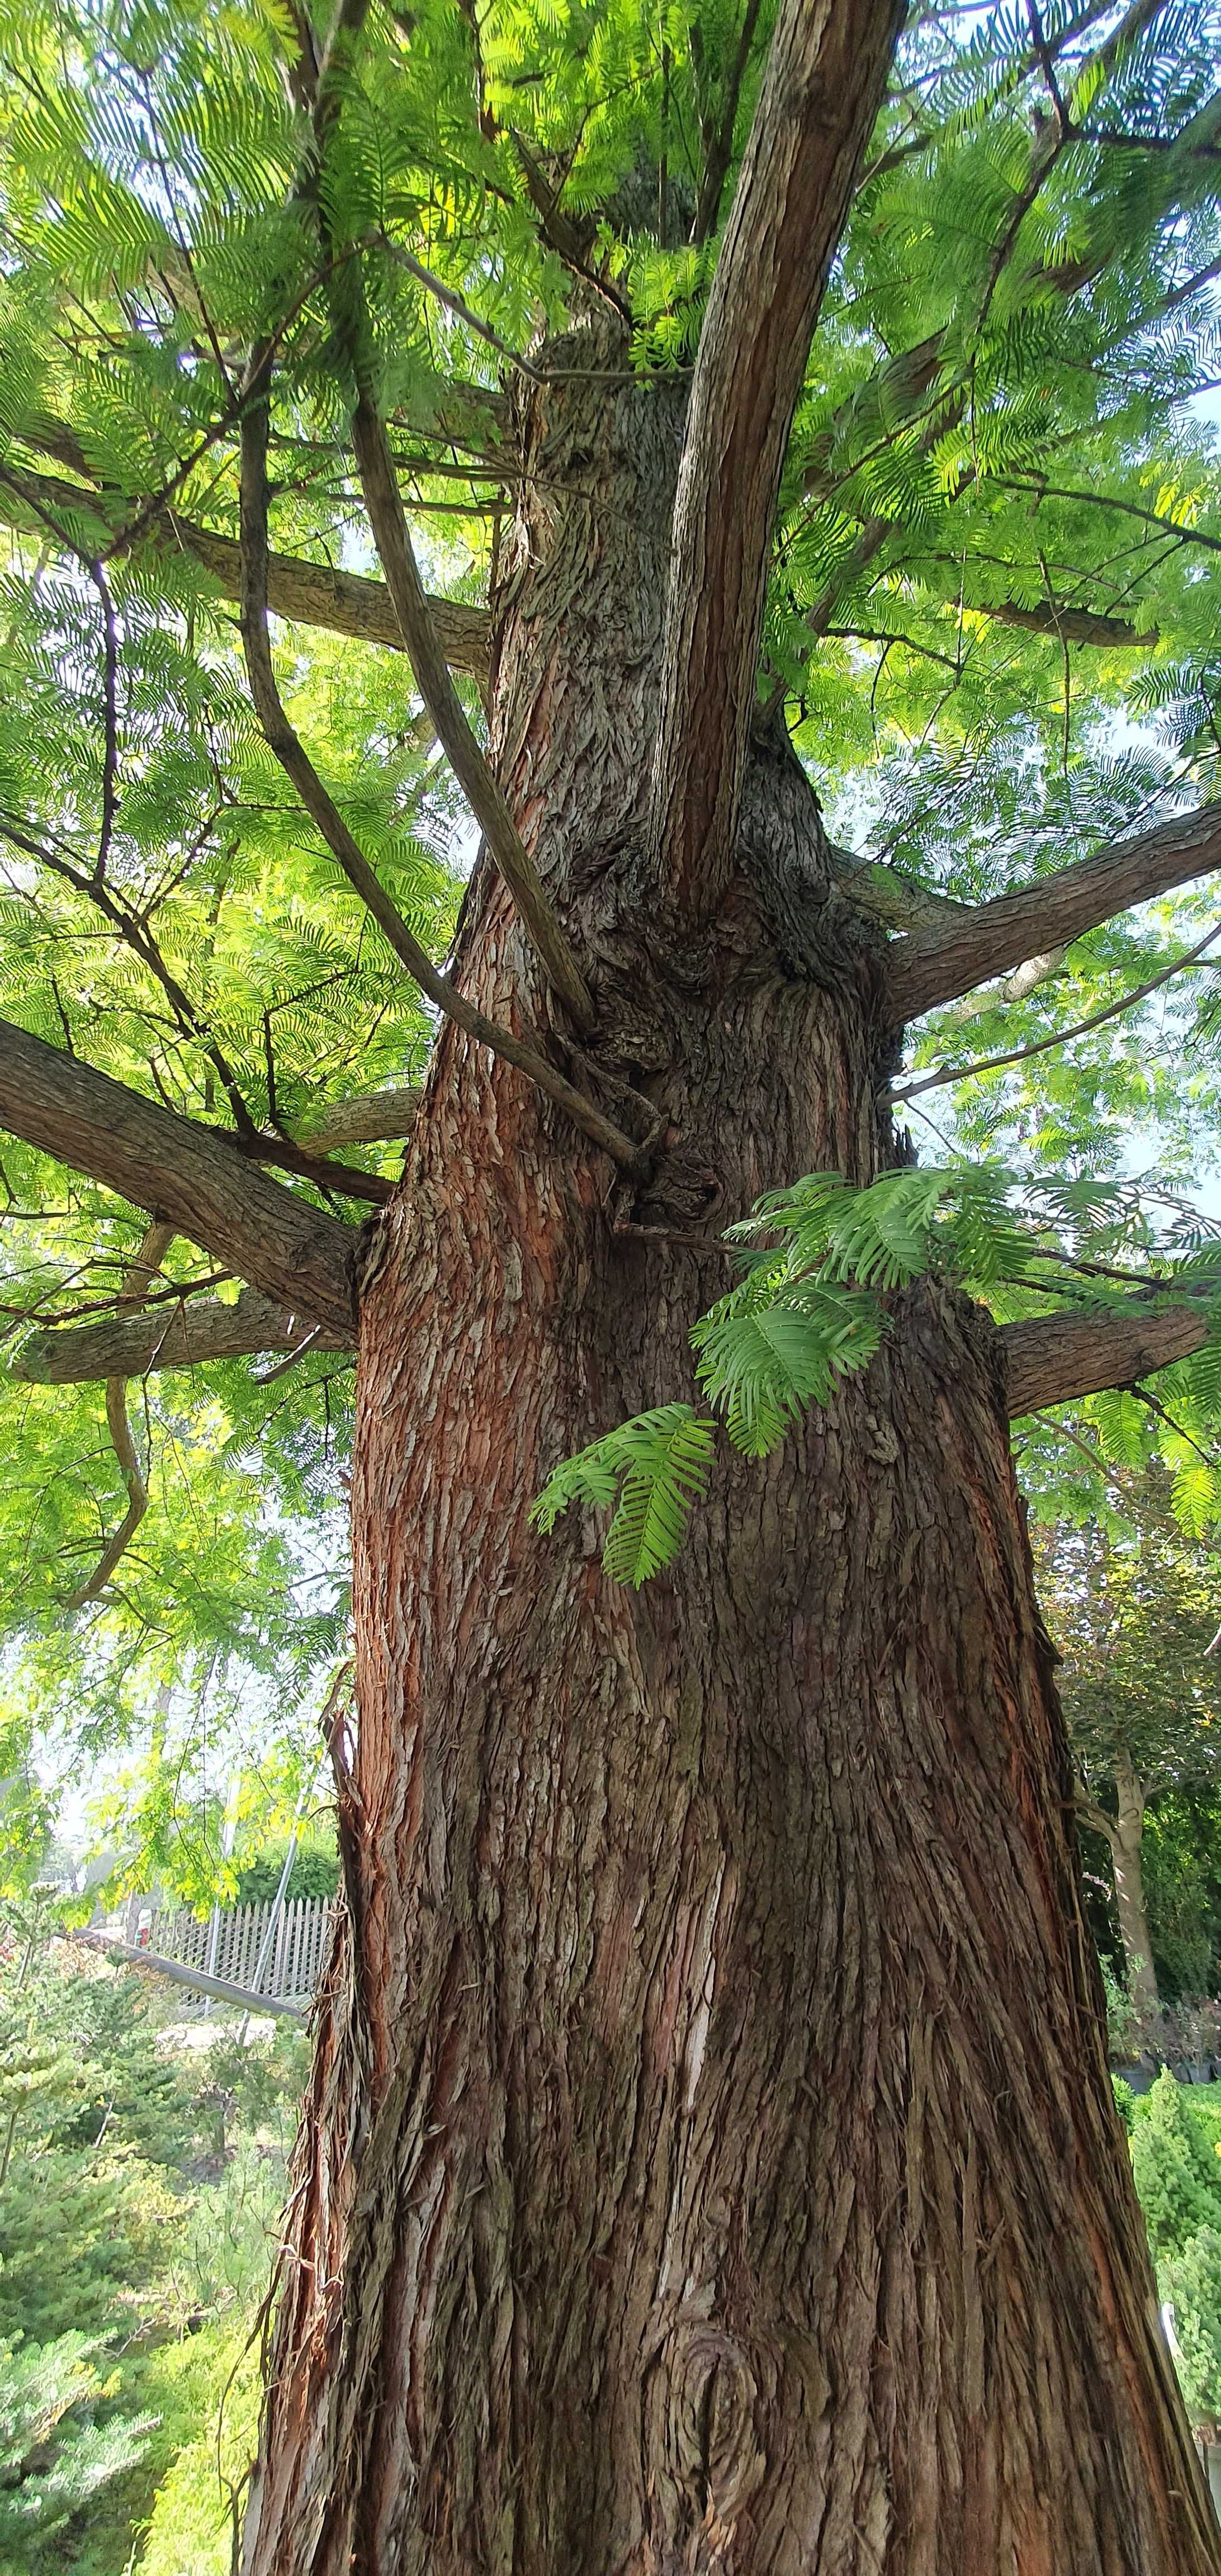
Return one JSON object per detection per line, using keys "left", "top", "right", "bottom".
{"left": 1130, "top": 2068, "right": 1221, "bottom": 2257}
{"left": 1158, "top": 2227, "right": 1221, "bottom": 2426}
{"left": 0, "top": 1923, "right": 297, "bottom": 2570}
{"left": 179, "top": 2143, "right": 286, "bottom": 2321}
{"left": 0, "top": 2329, "right": 154, "bottom": 2566}
{"left": 1111, "top": 2075, "right": 1137, "bottom": 2133}
{"left": 138, "top": 2327, "right": 262, "bottom": 2576}
{"left": 0, "top": 2151, "right": 183, "bottom": 2345}
{"left": 1101, "top": 1954, "right": 1141, "bottom": 2064}
{"left": 233, "top": 1842, "right": 338, "bottom": 1905}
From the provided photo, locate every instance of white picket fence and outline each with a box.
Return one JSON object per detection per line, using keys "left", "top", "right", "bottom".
{"left": 112, "top": 1895, "right": 333, "bottom": 2009}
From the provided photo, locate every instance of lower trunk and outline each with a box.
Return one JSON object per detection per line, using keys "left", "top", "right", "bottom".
{"left": 1110, "top": 1756, "right": 1159, "bottom": 2022}
{"left": 242, "top": 1034, "right": 1215, "bottom": 2575}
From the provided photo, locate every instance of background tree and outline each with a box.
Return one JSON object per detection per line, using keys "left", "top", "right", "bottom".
{"left": 1033, "top": 1474, "right": 1221, "bottom": 2012}
{"left": 0, "top": 1909, "right": 310, "bottom": 2574}
{"left": 5, "top": 0, "right": 1221, "bottom": 2566}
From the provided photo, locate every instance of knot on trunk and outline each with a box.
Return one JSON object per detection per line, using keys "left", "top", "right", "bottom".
{"left": 647, "top": 2317, "right": 766, "bottom": 2557}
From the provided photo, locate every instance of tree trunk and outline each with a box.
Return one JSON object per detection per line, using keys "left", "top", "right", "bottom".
{"left": 1110, "top": 1749, "right": 1160, "bottom": 2022}
{"left": 241, "top": 329, "right": 1219, "bottom": 2575}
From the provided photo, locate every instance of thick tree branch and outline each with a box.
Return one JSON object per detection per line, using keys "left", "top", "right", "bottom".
{"left": 994, "top": 947, "right": 1067, "bottom": 1004}
{"left": 0, "top": 460, "right": 492, "bottom": 681}
{"left": 1072, "top": 1777, "right": 1120, "bottom": 1846}
{"left": 887, "top": 805, "right": 1221, "bottom": 1022}
{"left": 1001, "top": 1300, "right": 1209, "bottom": 1419}
{"left": 510, "top": 132, "right": 631, "bottom": 320}
{"left": 983, "top": 599, "right": 1157, "bottom": 649}
{"left": 65, "top": 1375, "right": 150, "bottom": 1607}
{"left": 828, "top": 844, "right": 966, "bottom": 932}
{"left": 0, "top": 1018, "right": 357, "bottom": 1335}
{"left": 650, "top": 0, "right": 905, "bottom": 915}
{"left": 12, "top": 1287, "right": 354, "bottom": 1384}
{"left": 294, "top": 1087, "right": 421, "bottom": 1149}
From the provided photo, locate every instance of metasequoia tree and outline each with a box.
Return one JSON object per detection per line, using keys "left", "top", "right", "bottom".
{"left": 7, "top": 0, "right": 1221, "bottom": 2565}
{"left": 1033, "top": 1480, "right": 1221, "bottom": 2014}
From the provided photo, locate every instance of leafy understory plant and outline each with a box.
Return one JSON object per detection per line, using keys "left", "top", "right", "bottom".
{"left": 533, "top": 1165, "right": 1221, "bottom": 1586}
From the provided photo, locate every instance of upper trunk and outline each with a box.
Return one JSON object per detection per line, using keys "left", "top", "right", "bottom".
{"left": 241, "top": 337, "right": 1218, "bottom": 2576}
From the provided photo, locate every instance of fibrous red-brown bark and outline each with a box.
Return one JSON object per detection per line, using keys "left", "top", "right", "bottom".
{"left": 240, "top": 338, "right": 1221, "bottom": 2576}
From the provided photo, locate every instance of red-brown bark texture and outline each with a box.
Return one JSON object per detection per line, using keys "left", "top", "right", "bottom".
{"left": 242, "top": 338, "right": 1221, "bottom": 2573}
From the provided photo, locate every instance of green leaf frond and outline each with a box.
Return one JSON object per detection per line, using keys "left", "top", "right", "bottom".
{"left": 537, "top": 1159, "right": 1221, "bottom": 1583}
{"left": 529, "top": 1403, "right": 717, "bottom": 1588}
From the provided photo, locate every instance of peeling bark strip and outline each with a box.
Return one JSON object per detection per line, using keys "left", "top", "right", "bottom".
{"left": 0, "top": 1017, "right": 356, "bottom": 1334}
{"left": 651, "top": 0, "right": 906, "bottom": 914}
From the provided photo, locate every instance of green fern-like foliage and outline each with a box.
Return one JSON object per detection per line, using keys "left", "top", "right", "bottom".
{"left": 537, "top": 1161, "right": 1221, "bottom": 1582}
{"left": 531, "top": 1404, "right": 717, "bottom": 1589}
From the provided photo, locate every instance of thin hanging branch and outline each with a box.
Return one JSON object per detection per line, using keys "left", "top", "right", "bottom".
{"left": 1028, "top": 1410, "right": 1132, "bottom": 1505}
{"left": 346, "top": 389, "right": 597, "bottom": 1031}
{"left": 65, "top": 1219, "right": 174, "bottom": 1609}
{"left": 238, "top": 367, "right": 640, "bottom": 1168}
{"left": 889, "top": 916, "right": 1221, "bottom": 1103}
{"left": 258, "top": 0, "right": 599, "bottom": 1041}
{"left": 300, "top": 48, "right": 595, "bottom": 1024}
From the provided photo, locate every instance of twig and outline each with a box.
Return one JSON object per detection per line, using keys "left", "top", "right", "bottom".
{"left": 1001, "top": 473, "right": 1221, "bottom": 558}
{"left": 1026, "top": 1407, "right": 1129, "bottom": 1494}
{"left": 65, "top": 1219, "right": 174, "bottom": 1610}
{"left": 92, "top": 561, "right": 120, "bottom": 880}
{"left": 254, "top": 1324, "right": 323, "bottom": 1382}
{"left": 0, "top": 808, "right": 389, "bottom": 1200}
{"left": 1128, "top": 1381, "right": 1220, "bottom": 1473}
{"left": 376, "top": 239, "right": 639, "bottom": 386}
{"left": 888, "top": 916, "right": 1221, "bottom": 1104}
